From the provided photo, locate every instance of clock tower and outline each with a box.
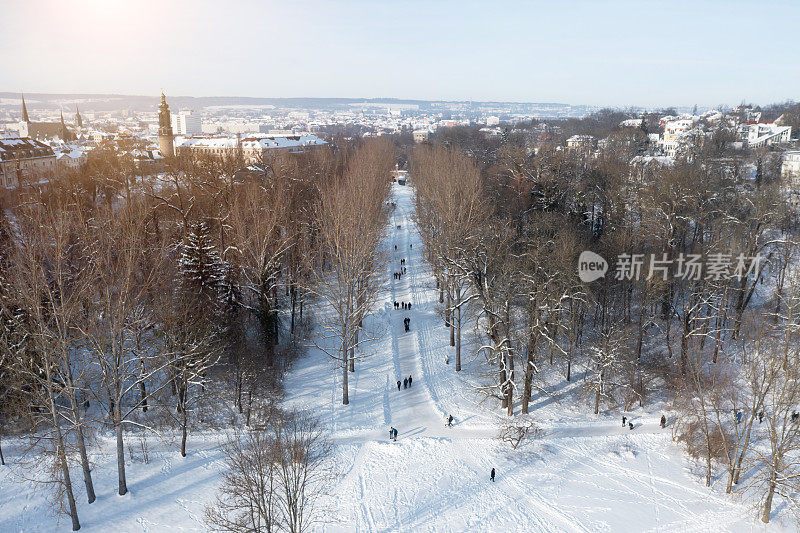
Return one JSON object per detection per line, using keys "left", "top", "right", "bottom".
{"left": 158, "top": 91, "right": 174, "bottom": 158}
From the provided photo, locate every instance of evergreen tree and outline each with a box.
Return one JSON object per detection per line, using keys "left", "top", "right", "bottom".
{"left": 180, "top": 220, "right": 224, "bottom": 305}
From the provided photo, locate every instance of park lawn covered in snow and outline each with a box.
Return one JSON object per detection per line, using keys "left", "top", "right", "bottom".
{"left": 0, "top": 183, "right": 794, "bottom": 531}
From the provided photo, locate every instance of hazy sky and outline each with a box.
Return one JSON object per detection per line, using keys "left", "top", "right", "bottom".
{"left": 1, "top": 0, "right": 798, "bottom": 107}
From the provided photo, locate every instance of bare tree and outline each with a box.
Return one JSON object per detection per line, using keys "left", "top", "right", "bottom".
{"left": 205, "top": 429, "right": 281, "bottom": 532}
{"left": 308, "top": 140, "right": 393, "bottom": 405}
{"left": 205, "top": 410, "right": 331, "bottom": 533}
{"left": 81, "top": 200, "right": 167, "bottom": 496}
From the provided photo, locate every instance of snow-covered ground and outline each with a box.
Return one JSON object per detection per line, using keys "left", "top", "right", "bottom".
{"left": 0, "top": 183, "right": 792, "bottom": 531}
{"left": 284, "top": 183, "right": 790, "bottom": 532}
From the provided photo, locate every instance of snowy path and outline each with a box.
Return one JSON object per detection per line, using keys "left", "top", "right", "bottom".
{"left": 284, "top": 183, "right": 783, "bottom": 532}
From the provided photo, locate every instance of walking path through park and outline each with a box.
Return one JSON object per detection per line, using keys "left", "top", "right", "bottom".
{"left": 282, "top": 183, "right": 771, "bottom": 532}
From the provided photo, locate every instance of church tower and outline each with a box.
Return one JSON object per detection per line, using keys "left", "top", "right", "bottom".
{"left": 75, "top": 105, "right": 83, "bottom": 128}
{"left": 21, "top": 93, "right": 30, "bottom": 123}
{"left": 59, "top": 110, "right": 74, "bottom": 141}
{"left": 158, "top": 91, "right": 175, "bottom": 158}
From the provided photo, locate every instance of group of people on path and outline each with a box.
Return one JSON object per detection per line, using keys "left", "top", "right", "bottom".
{"left": 620, "top": 414, "right": 669, "bottom": 430}
{"left": 396, "top": 375, "right": 413, "bottom": 390}
{"left": 388, "top": 198, "right": 499, "bottom": 483}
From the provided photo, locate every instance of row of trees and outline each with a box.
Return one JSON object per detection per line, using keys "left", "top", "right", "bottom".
{"left": 0, "top": 137, "right": 396, "bottom": 530}
{"left": 411, "top": 136, "right": 800, "bottom": 522}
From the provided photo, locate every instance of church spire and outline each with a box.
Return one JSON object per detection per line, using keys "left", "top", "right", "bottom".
{"left": 60, "top": 109, "right": 72, "bottom": 141}
{"left": 75, "top": 105, "right": 83, "bottom": 128}
{"left": 21, "top": 92, "right": 30, "bottom": 123}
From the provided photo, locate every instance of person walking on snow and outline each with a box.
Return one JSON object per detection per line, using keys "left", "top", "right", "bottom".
{"left": 660, "top": 414, "right": 666, "bottom": 428}
{"left": 408, "top": 375, "right": 412, "bottom": 386}
{"left": 403, "top": 378, "right": 408, "bottom": 389}
{"left": 447, "top": 414, "right": 453, "bottom": 427}
{"left": 390, "top": 427, "right": 396, "bottom": 441}
{"left": 490, "top": 468, "right": 495, "bottom": 482}
{"left": 397, "top": 380, "right": 401, "bottom": 391}
{"left": 622, "top": 416, "right": 627, "bottom": 427}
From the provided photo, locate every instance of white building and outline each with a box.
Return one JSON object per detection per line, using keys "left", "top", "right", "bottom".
{"left": 175, "top": 133, "right": 326, "bottom": 163}
{"left": 619, "top": 118, "right": 644, "bottom": 128}
{"left": 737, "top": 123, "right": 792, "bottom": 148}
{"left": 413, "top": 130, "right": 430, "bottom": 143}
{"left": 55, "top": 148, "right": 88, "bottom": 173}
{"left": 171, "top": 110, "right": 203, "bottom": 136}
{"left": 782, "top": 151, "right": 800, "bottom": 183}
{"left": 566, "top": 134, "right": 595, "bottom": 152}
{"left": 663, "top": 118, "right": 696, "bottom": 136}
{"left": 485, "top": 116, "right": 500, "bottom": 126}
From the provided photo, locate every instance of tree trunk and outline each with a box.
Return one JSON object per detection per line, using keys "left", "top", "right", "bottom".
{"left": 761, "top": 468, "right": 777, "bottom": 523}
{"left": 75, "top": 424, "right": 96, "bottom": 504}
{"left": 0, "top": 433, "right": 5, "bottom": 465}
{"left": 115, "top": 409, "right": 128, "bottom": 496}
{"left": 342, "top": 336, "right": 350, "bottom": 405}
{"left": 521, "top": 349, "right": 535, "bottom": 414}
{"left": 236, "top": 370, "right": 243, "bottom": 414}
{"left": 139, "top": 380, "right": 148, "bottom": 413}
{"left": 506, "top": 352, "right": 514, "bottom": 416}
{"left": 499, "top": 355, "right": 508, "bottom": 410}
{"left": 56, "top": 424, "right": 81, "bottom": 530}
{"left": 349, "top": 328, "right": 358, "bottom": 372}
{"left": 181, "top": 406, "right": 188, "bottom": 458}
{"left": 733, "top": 420, "right": 755, "bottom": 484}
{"left": 455, "top": 306, "right": 462, "bottom": 372}
{"left": 594, "top": 377, "right": 601, "bottom": 415}
{"left": 290, "top": 285, "right": 297, "bottom": 334}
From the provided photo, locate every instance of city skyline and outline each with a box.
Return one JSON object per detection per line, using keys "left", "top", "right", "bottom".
{"left": 1, "top": 0, "right": 798, "bottom": 108}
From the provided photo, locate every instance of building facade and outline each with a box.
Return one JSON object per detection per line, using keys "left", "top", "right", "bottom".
{"left": 175, "top": 133, "right": 326, "bottom": 163}
{"left": 172, "top": 109, "right": 202, "bottom": 135}
{"left": 17, "top": 94, "right": 75, "bottom": 140}
{"left": 566, "top": 134, "right": 596, "bottom": 152}
{"left": 782, "top": 151, "right": 800, "bottom": 184}
{"left": 0, "top": 137, "right": 57, "bottom": 189}
{"left": 738, "top": 123, "right": 792, "bottom": 148}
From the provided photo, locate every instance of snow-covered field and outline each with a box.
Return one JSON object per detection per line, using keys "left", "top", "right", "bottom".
{"left": 0, "top": 183, "right": 792, "bottom": 531}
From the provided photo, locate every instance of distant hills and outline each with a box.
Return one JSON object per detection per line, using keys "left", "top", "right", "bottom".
{"left": 0, "top": 92, "right": 581, "bottom": 115}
